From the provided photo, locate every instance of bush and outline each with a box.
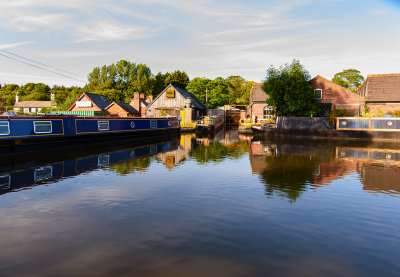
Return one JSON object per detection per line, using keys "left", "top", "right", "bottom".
{"left": 387, "top": 110, "right": 400, "bottom": 117}
{"left": 329, "top": 108, "right": 354, "bottom": 124}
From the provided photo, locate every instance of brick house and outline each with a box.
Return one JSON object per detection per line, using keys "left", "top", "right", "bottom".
{"left": 247, "top": 83, "right": 273, "bottom": 121}
{"left": 106, "top": 102, "right": 139, "bottom": 117}
{"left": 310, "top": 75, "right": 365, "bottom": 116}
{"left": 68, "top": 92, "right": 111, "bottom": 113}
{"left": 357, "top": 74, "right": 400, "bottom": 114}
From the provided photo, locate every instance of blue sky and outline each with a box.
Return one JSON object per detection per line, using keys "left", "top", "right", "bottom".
{"left": 0, "top": 0, "right": 400, "bottom": 86}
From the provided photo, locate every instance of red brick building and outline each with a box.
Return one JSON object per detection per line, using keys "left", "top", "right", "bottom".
{"left": 247, "top": 83, "right": 273, "bottom": 121}
{"left": 106, "top": 102, "right": 139, "bottom": 117}
{"left": 357, "top": 74, "right": 400, "bottom": 114}
{"left": 310, "top": 75, "right": 365, "bottom": 116}
{"left": 68, "top": 92, "right": 111, "bottom": 112}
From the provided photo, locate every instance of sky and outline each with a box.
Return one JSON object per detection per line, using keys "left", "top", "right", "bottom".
{"left": 0, "top": 0, "right": 400, "bottom": 87}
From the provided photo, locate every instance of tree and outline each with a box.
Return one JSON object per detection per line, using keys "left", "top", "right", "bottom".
{"left": 153, "top": 72, "right": 170, "bottom": 96}
{"left": 164, "top": 70, "right": 189, "bottom": 89}
{"left": 263, "top": 59, "right": 319, "bottom": 116}
{"left": 186, "top": 77, "right": 230, "bottom": 109}
{"left": 225, "top": 76, "right": 252, "bottom": 105}
{"left": 332, "top": 69, "right": 364, "bottom": 93}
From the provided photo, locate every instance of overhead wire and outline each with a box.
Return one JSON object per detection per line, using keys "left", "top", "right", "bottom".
{"left": 0, "top": 50, "right": 87, "bottom": 83}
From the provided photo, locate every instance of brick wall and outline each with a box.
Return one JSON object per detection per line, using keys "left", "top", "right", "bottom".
{"left": 367, "top": 103, "right": 400, "bottom": 115}
{"left": 70, "top": 106, "right": 101, "bottom": 112}
{"left": 107, "top": 104, "right": 129, "bottom": 117}
{"left": 311, "top": 76, "right": 365, "bottom": 115}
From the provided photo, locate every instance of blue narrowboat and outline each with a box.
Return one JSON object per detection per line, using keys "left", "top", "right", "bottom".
{"left": 0, "top": 115, "right": 180, "bottom": 152}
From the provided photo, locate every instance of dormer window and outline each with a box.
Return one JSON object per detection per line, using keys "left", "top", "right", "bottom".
{"left": 314, "top": 89, "right": 322, "bottom": 99}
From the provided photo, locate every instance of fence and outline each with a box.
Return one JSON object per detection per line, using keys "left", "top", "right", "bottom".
{"left": 336, "top": 117, "right": 400, "bottom": 131}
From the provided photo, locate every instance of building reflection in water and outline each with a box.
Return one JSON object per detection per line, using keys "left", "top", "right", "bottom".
{"left": 337, "top": 147, "right": 400, "bottom": 195}
{"left": 2, "top": 130, "right": 400, "bottom": 200}
{"left": 249, "top": 139, "right": 400, "bottom": 201}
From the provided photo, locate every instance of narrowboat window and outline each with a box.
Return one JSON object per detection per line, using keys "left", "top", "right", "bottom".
{"left": 97, "top": 155, "right": 110, "bottom": 167}
{"left": 0, "top": 174, "right": 10, "bottom": 190}
{"left": 0, "top": 121, "right": 10, "bottom": 136}
{"left": 98, "top": 121, "right": 110, "bottom": 131}
{"left": 150, "top": 120, "right": 157, "bottom": 128}
{"left": 34, "top": 121, "right": 52, "bottom": 134}
{"left": 34, "top": 166, "right": 53, "bottom": 182}
{"left": 130, "top": 121, "right": 135, "bottom": 129}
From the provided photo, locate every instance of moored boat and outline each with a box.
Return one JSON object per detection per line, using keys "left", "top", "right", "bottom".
{"left": 0, "top": 115, "right": 179, "bottom": 153}
{"left": 195, "top": 115, "right": 224, "bottom": 135}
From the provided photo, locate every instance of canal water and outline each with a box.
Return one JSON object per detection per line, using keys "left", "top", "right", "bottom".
{"left": 0, "top": 129, "right": 399, "bottom": 277}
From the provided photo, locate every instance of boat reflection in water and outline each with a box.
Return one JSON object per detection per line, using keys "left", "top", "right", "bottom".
{"left": 248, "top": 138, "right": 400, "bottom": 201}
{"left": 0, "top": 137, "right": 180, "bottom": 195}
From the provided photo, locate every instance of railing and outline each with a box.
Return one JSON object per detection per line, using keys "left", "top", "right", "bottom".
{"left": 336, "top": 117, "right": 400, "bottom": 131}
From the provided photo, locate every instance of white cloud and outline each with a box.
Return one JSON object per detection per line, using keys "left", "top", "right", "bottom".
{"left": 0, "top": 41, "right": 34, "bottom": 50}
{"left": 76, "top": 21, "right": 161, "bottom": 42}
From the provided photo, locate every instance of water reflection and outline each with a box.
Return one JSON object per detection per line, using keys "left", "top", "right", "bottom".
{"left": 1, "top": 130, "right": 400, "bottom": 276}
{"left": 0, "top": 139, "right": 179, "bottom": 195}
{"left": 2, "top": 130, "right": 400, "bottom": 200}
{"left": 249, "top": 138, "right": 400, "bottom": 201}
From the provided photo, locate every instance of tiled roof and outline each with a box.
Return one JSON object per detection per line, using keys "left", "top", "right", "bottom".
{"left": 14, "top": 101, "right": 53, "bottom": 108}
{"left": 84, "top": 92, "right": 112, "bottom": 110}
{"left": 110, "top": 102, "right": 139, "bottom": 114}
{"left": 250, "top": 83, "right": 268, "bottom": 102}
{"left": 358, "top": 74, "right": 400, "bottom": 102}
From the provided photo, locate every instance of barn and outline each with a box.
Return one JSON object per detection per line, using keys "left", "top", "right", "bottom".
{"left": 147, "top": 84, "right": 206, "bottom": 121}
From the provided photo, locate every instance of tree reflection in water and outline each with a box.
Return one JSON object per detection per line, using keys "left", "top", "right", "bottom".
{"left": 259, "top": 154, "right": 321, "bottom": 202}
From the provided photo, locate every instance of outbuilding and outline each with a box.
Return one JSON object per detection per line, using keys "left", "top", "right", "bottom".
{"left": 147, "top": 84, "right": 206, "bottom": 121}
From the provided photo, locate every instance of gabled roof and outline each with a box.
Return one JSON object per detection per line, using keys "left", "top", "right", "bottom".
{"left": 311, "top": 75, "right": 365, "bottom": 105}
{"left": 14, "top": 101, "right": 53, "bottom": 108}
{"left": 148, "top": 84, "right": 206, "bottom": 110}
{"left": 250, "top": 83, "right": 268, "bottom": 103}
{"left": 107, "top": 102, "right": 139, "bottom": 114}
{"left": 68, "top": 92, "right": 112, "bottom": 111}
{"left": 84, "top": 92, "right": 112, "bottom": 110}
{"left": 358, "top": 74, "right": 400, "bottom": 102}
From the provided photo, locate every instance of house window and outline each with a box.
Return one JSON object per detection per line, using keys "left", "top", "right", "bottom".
{"left": 0, "top": 121, "right": 10, "bottom": 136}
{"left": 34, "top": 121, "right": 52, "bottom": 134}
{"left": 98, "top": 121, "right": 110, "bottom": 131}
{"left": 314, "top": 89, "right": 322, "bottom": 99}
{"left": 263, "top": 106, "right": 274, "bottom": 119}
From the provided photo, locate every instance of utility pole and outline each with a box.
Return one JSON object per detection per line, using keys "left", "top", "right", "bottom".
{"left": 206, "top": 85, "right": 208, "bottom": 110}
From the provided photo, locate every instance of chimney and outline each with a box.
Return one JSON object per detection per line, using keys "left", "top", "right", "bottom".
{"left": 50, "top": 92, "right": 55, "bottom": 105}
{"left": 140, "top": 93, "right": 145, "bottom": 100}
{"left": 131, "top": 92, "right": 140, "bottom": 114}
{"left": 15, "top": 92, "right": 19, "bottom": 103}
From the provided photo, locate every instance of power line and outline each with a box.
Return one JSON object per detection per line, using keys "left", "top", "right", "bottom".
{"left": 0, "top": 49, "right": 86, "bottom": 79}
{"left": 0, "top": 53, "right": 86, "bottom": 83}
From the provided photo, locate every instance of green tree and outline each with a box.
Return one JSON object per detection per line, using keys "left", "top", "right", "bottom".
{"left": 225, "top": 76, "right": 251, "bottom": 105}
{"left": 164, "top": 70, "right": 189, "bottom": 89}
{"left": 263, "top": 59, "right": 319, "bottom": 116}
{"left": 153, "top": 72, "right": 170, "bottom": 96}
{"left": 332, "top": 69, "right": 364, "bottom": 93}
{"left": 186, "top": 77, "right": 230, "bottom": 109}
